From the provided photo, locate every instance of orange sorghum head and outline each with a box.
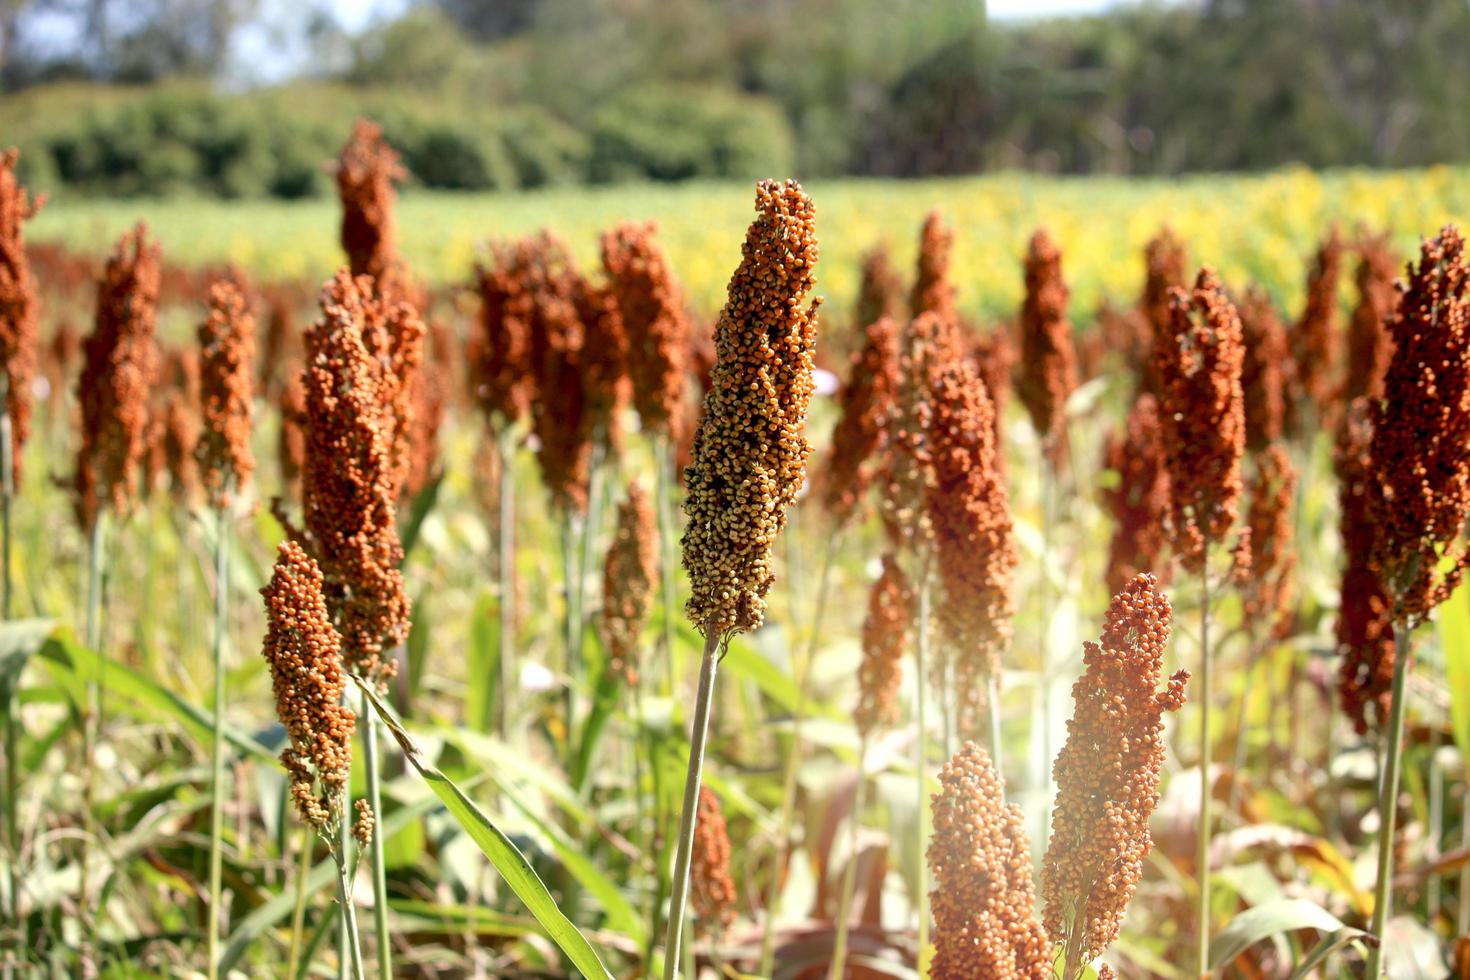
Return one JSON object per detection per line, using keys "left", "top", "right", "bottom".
{"left": 196, "top": 278, "right": 256, "bottom": 508}
{"left": 1237, "top": 285, "right": 1290, "bottom": 452}
{"left": 1156, "top": 267, "right": 1246, "bottom": 572}
{"left": 1042, "top": 574, "right": 1187, "bottom": 965}
{"left": 1137, "top": 228, "right": 1188, "bottom": 393}
{"left": 854, "top": 243, "right": 904, "bottom": 329}
{"left": 1101, "top": 392, "right": 1171, "bottom": 595}
{"left": 1335, "top": 400, "right": 1398, "bottom": 735}
{"left": 681, "top": 179, "right": 820, "bottom": 639}
{"left": 970, "top": 321, "right": 1015, "bottom": 471}
{"left": 821, "top": 313, "right": 900, "bottom": 527}
{"left": 924, "top": 314, "right": 1016, "bottom": 738}
{"left": 855, "top": 553, "right": 911, "bottom": 737}
{"left": 1017, "top": 228, "right": 1078, "bottom": 466}
{"left": 336, "top": 119, "right": 405, "bottom": 287}
{"left": 601, "top": 481, "right": 657, "bottom": 687}
{"left": 573, "top": 272, "right": 630, "bottom": 453}
{"left": 600, "top": 222, "right": 691, "bottom": 436}
{"left": 927, "top": 742, "right": 1052, "bottom": 980}
{"left": 76, "top": 223, "right": 161, "bottom": 529}
{"left": 1343, "top": 232, "right": 1399, "bottom": 404}
{"left": 911, "top": 210, "right": 956, "bottom": 321}
{"left": 691, "top": 786, "right": 737, "bottom": 935}
{"left": 880, "top": 313, "right": 940, "bottom": 556}
{"left": 278, "top": 364, "right": 306, "bottom": 499}
{"left": 470, "top": 239, "right": 536, "bottom": 425}
{"left": 1241, "top": 444, "right": 1297, "bottom": 638}
{"left": 0, "top": 149, "right": 42, "bottom": 487}
{"left": 260, "top": 540, "right": 356, "bottom": 833}
{"left": 1367, "top": 227, "right": 1470, "bottom": 623}
{"left": 1294, "top": 225, "right": 1344, "bottom": 409}
{"left": 301, "top": 270, "right": 412, "bottom": 685}
{"left": 403, "top": 361, "right": 446, "bottom": 501}
{"left": 161, "top": 390, "right": 201, "bottom": 508}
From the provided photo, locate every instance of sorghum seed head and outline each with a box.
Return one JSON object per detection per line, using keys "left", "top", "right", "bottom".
{"left": 1043, "top": 574, "right": 1187, "bottom": 965}
{"left": 0, "top": 149, "right": 42, "bottom": 487}
{"left": 470, "top": 240, "right": 535, "bottom": 425}
{"left": 77, "top": 223, "right": 161, "bottom": 529}
{"left": 1367, "top": 226, "right": 1470, "bottom": 623}
{"left": 1156, "top": 267, "right": 1246, "bottom": 572}
{"left": 821, "top": 313, "right": 900, "bottom": 527}
{"left": 261, "top": 540, "right": 355, "bottom": 833}
{"left": 927, "top": 742, "right": 1051, "bottom": 980}
{"left": 601, "top": 481, "right": 657, "bottom": 687}
{"left": 302, "top": 271, "right": 413, "bottom": 684}
{"left": 196, "top": 278, "right": 256, "bottom": 508}
{"left": 911, "top": 210, "right": 956, "bottom": 321}
{"left": 855, "top": 553, "right": 911, "bottom": 737}
{"left": 854, "top": 243, "right": 904, "bottom": 330}
{"left": 1343, "top": 232, "right": 1399, "bottom": 404}
{"left": 1101, "top": 392, "right": 1170, "bottom": 595}
{"left": 337, "top": 119, "right": 405, "bottom": 289}
{"left": 574, "top": 273, "right": 630, "bottom": 453}
{"left": 1137, "top": 228, "right": 1188, "bottom": 394}
{"left": 880, "top": 314, "right": 939, "bottom": 556}
{"left": 1294, "top": 225, "right": 1345, "bottom": 409}
{"left": 1241, "top": 444, "right": 1297, "bottom": 638}
{"left": 691, "top": 786, "right": 737, "bottom": 935}
{"left": 681, "top": 179, "right": 820, "bottom": 638}
{"left": 600, "top": 222, "right": 691, "bottom": 436}
{"left": 1017, "top": 228, "right": 1078, "bottom": 466}
{"left": 1237, "top": 285, "right": 1290, "bottom": 451}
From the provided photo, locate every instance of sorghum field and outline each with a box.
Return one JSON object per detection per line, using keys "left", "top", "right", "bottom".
{"left": 5, "top": 125, "right": 1470, "bottom": 980}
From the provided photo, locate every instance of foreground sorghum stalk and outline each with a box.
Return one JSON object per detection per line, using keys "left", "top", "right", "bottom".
{"left": 1363, "top": 227, "right": 1470, "bottom": 978}
{"left": 1155, "top": 266, "right": 1244, "bottom": 974}
{"left": 260, "top": 542, "right": 366, "bottom": 980}
{"left": 0, "top": 148, "right": 40, "bottom": 949}
{"left": 928, "top": 742, "right": 1051, "bottom": 978}
{"left": 667, "top": 179, "right": 819, "bottom": 979}
{"left": 195, "top": 279, "right": 255, "bottom": 980}
{"left": 1043, "top": 574, "right": 1188, "bottom": 979}
{"left": 829, "top": 555, "right": 911, "bottom": 979}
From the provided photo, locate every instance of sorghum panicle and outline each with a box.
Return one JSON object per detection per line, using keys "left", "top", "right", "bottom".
{"left": 927, "top": 742, "right": 1052, "bottom": 980}
{"left": 1241, "top": 444, "right": 1297, "bottom": 638}
{"left": 470, "top": 240, "right": 535, "bottom": 425}
{"left": 821, "top": 313, "right": 900, "bottom": 527}
{"left": 302, "top": 271, "right": 412, "bottom": 684}
{"left": 76, "top": 223, "right": 161, "bottom": 530}
{"left": 1237, "top": 286, "right": 1290, "bottom": 451}
{"left": 1017, "top": 229, "right": 1078, "bottom": 465}
{"left": 1137, "top": 228, "right": 1187, "bottom": 391}
{"left": 196, "top": 278, "right": 256, "bottom": 507}
{"left": 0, "top": 149, "right": 42, "bottom": 486}
{"left": 911, "top": 210, "right": 956, "bottom": 320}
{"left": 691, "top": 786, "right": 737, "bottom": 935}
{"left": 601, "top": 481, "right": 656, "bottom": 686}
{"left": 1294, "top": 226, "right": 1344, "bottom": 409}
{"left": 854, "top": 243, "right": 904, "bottom": 329}
{"left": 600, "top": 222, "right": 691, "bottom": 436}
{"left": 1156, "top": 267, "right": 1246, "bottom": 572}
{"left": 1043, "top": 574, "right": 1188, "bottom": 965}
{"left": 682, "top": 179, "right": 820, "bottom": 638}
{"left": 880, "top": 314, "right": 939, "bottom": 556}
{"left": 161, "top": 391, "right": 200, "bottom": 508}
{"left": 337, "top": 119, "right": 405, "bottom": 289}
{"left": 1335, "top": 400, "right": 1397, "bottom": 735}
{"left": 924, "top": 314, "right": 1017, "bottom": 736}
{"left": 854, "top": 553, "right": 911, "bottom": 737}
{"left": 403, "top": 361, "right": 446, "bottom": 500}
{"left": 522, "top": 234, "right": 593, "bottom": 513}
{"left": 1101, "top": 393, "right": 1170, "bottom": 595}
{"left": 278, "top": 366, "right": 306, "bottom": 499}
{"left": 1366, "top": 226, "right": 1470, "bottom": 623}
{"left": 261, "top": 540, "right": 356, "bottom": 833}
{"left": 573, "top": 272, "right": 630, "bottom": 452}
{"left": 1343, "top": 232, "right": 1399, "bottom": 404}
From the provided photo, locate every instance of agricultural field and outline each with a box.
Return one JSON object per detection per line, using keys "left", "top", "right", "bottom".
{"left": 3, "top": 126, "right": 1470, "bottom": 980}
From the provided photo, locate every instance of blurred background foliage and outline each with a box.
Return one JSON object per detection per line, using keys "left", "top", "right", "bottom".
{"left": 4, "top": 0, "right": 1470, "bottom": 198}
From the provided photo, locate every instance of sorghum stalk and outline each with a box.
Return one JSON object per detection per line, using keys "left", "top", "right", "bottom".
{"left": 360, "top": 694, "right": 389, "bottom": 978}
{"left": 286, "top": 827, "right": 313, "bottom": 980}
{"left": 1366, "top": 623, "right": 1411, "bottom": 976}
{"left": 826, "top": 734, "right": 866, "bottom": 980}
{"left": 1, "top": 380, "right": 16, "bottom": 951}
{"left": 1196, "top": 570, "right": 1213, "bottom": 972}
{"left": 661, "top": 630, "right": 721, "bottom": 979}
{"left": 495, "top": 426, "right": 516, "bottom": 738}
{"left": 206, "top": 502, "right": 230, "bottom": 980}
{"left": 334, "top": 839, "right": 367, "bottom": 980}
{"left": 656, "top": 438, "right": 677, "bottom": 695}
{"left": 914, "top": 568, "right": 932, "bottom": 960}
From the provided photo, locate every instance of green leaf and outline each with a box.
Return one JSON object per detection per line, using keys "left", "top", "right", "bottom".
{"left": 39, "top": 632, "right": 274, "bottom": 762}
{"left": 466, "top": 590, "right": 500, "bottom": 733}
{"left": 1288, "top": 928, "right": 1371, "bottom": 979}
{"left": 0, "top": 618, "right": 55, "bottom": 703}
{"left": 1210, "top": 898, "right": 1350, "bottom": 970}
{"left": 1439, "top": 582, "right": 1470, "bottom": 778}
{"left": 400, "top": 472, "right": 444, "bottom": 562}
{"left": 356, "top": 680, "right": 617, "bottom": 979}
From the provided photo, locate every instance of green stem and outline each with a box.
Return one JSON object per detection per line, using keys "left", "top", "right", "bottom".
{"left": 655, "top": 437, "right": 678, "bottom": 697}
{"left": 286, "top": 827, "right": 313, "bottom": 980}
{"left": 0, "top": 401, "right": 21, "bottom": 958}
{"left": 495, "top": 427, "right": 516, "bottom": 740}
{"left": 915, "top": 566, "right": 932, "bottom": 963}
{"left": 361, "top": 694, "right": 391, "bottom": 980}
{"left": 1366, "top": 621, "right": 1412, "bottom": 978}
{"left": 1039, "top": 458, "right": 1053, "bottom": 842}
{"left": 80, "top": 510, "right": 106, "bottom": 971}
{"left": 758, "top": 535, "right": 840, "bottom": 976}
{"left": 561, "top": 511, "right": 584, "bottom": 760}
{"left": 661, "top": 629, "right": 721, "bottom": 980}
{"left": 207, "top": 505, "right": 230, "bottom": 979}
{"left": 334, "top": 838, "right": 367, "bottom": 980}
{"left": 1196, "top": 568, "right": 1213, "bottom": 976}
{"left": 826, "top": 735, "right": 866, "bottom": 980}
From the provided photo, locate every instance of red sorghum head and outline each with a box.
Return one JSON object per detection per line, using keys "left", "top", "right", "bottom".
{"left": 855, "top": 553, "right": 911, "bottom": 737}
{"left": 1017, "top": 228, "right": 1078, "bottom": 466}
{"left": 691, "top": 786, "right": 737, "bottom": 935}
{"left": 1343, "top": 231, "right": 1399, "bottom": 404}
{"left": 0, "top": 149, "right": 42, "bottom": 487}
{"left": 336, "top": 120, "right": 405, "bottom": 288}
{"left": 1241, "top": 444, "right": 1297, "bottom": 638}
{"left": 854, "top": 243, "right": 904, "bottom": 330}
{"left": 1101, "top": 393, "right": 1170, "bottom": 595}
{"left": 1294, "top": 226, "right": 1344, "bottom": 408}
{"left": 601, "top": 481, "right": 657, "bottom": 687}
{"left": 196, "top": 278, "right": 256, "bottom": 508}
{"left": 1237, "top": 285, "right": 1290, "bottom": 452}
{"left": 911, "top": 210, "right": 956, "bottom": 321}
{"left": 821, "top": 313, "right": 900, "bottom": 527}
{"left": 601, "top": 222, "right": 691, "bottom": 436}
